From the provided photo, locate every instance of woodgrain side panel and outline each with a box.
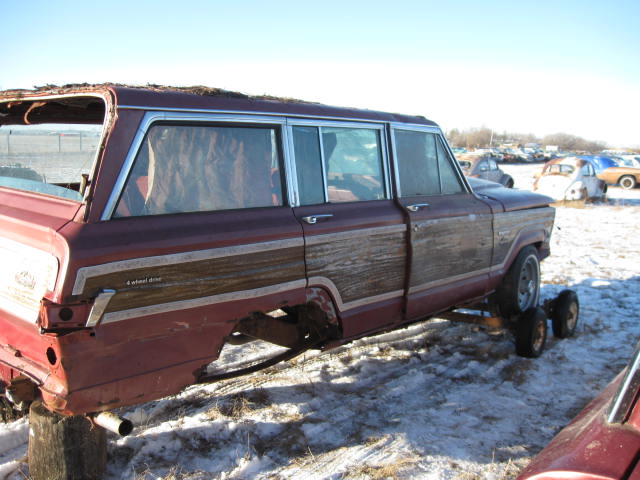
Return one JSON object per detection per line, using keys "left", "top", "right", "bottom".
{"left": 76, "top": 244, "right": 305, "bottom": 314}
{"left": 305, "top": 228, "right": 406, "bottom": 304}
{"left": 492, "top": 207, "right": 555, "bottom": 267}
{"left": 409, "top": 213, "right": 493, "bottom": 289}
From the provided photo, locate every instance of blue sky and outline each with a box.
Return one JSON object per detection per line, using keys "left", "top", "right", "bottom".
{"left": 2, "top": 0, "right": 639, "bottom": 146}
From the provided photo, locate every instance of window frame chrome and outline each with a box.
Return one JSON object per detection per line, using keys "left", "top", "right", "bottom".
{"left": 608, "top": 342, "right": 640, "bottom": 424}
{"left": 101, "top": 111, "right": 289, "bottom": 220}
{"left": 286, "top": 119, "right": 391, "bottom": 206}
{"left": 389, "top": 124, "right": 471, "bottom": 198}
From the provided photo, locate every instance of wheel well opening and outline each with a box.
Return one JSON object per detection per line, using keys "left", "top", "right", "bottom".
{"left": 227, "top": 303, "right": 340, "bottom": 349}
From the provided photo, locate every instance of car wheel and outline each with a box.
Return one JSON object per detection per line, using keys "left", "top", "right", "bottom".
{"left": 516, "top": 307, "right": 547, "bottom": 358}
{"left": 620, "top": 175, "right": 637, "bottom": 190}
{"left": 551, "top": 289, "right": 579, "bottom": 338}
{"left": 495, "top": 246, "right": 540, "bottom": 318}
{"left": 504, "top": 177, "right": 514, "bottom": 188}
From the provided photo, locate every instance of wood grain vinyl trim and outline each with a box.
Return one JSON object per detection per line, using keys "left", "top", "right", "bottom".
{"left": 72, "top": 238, "right": 304, "bottom": 296}
{"left": 308, "top": 276, "right": 403, "bottom": 311}
{"left": 408, "top": 215, "right": 551, "bottom": 295}
{"left": 304, "top": 224, "right": 406, "bottom": 246}
{"left": 100, "top": 279, "right": 307, "bottom": 324}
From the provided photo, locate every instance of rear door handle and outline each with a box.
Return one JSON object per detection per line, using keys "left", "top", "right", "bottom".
{"left": 302, "top": 214, "right": 334, "bottom": 224}
{"left": 407, "top": 203, "right": 430, "bottom": 212}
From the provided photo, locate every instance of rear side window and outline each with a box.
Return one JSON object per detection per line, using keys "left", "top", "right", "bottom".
{"left": 292, "top": 125, "right": 386, "bottom": 204}
{"left": 114, "top": 124, "right": 283, "bottom": 217}
{"left": 394, "top": 130, "right": 464, "bottom": 196}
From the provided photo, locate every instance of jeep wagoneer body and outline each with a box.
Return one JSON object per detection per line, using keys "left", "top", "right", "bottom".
{"left": 0, "top": 85, "right": 555, "bottom": 416}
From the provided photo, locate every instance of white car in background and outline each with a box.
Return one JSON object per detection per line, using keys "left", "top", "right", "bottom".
{"left": 533, "top": 156, "right": 607, "bottom": 201}
{"left": 619, "top": 155, "right": 640, "bottom": 168}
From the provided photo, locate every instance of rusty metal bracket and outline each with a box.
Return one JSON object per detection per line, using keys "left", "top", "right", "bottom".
{"left": 437, "top": 311, "right": 509, "bottom": 329}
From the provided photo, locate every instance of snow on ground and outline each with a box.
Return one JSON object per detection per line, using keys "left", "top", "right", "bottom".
{"left": 1, "top": 164, "right": 639, "bottom": 480}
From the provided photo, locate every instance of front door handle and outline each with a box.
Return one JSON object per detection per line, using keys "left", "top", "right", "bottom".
{"left": 407, "top": 203, "right": 430, "bottom": 212}
{"left": 302, "top": 214, "right": 334, "bottom": 224}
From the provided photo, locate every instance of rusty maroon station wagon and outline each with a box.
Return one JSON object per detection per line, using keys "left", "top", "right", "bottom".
{"left": 0, "top": 85, "right": 562, "bottom": 428}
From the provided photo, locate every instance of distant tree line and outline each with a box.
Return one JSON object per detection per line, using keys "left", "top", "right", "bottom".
{"left": 446, "top": 127, "right": 607, "bottom": 152}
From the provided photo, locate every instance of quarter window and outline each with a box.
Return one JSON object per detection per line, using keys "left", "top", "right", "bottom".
{"left": 114, "top": 124, "right": 283, "bottom": 217}
{"left": 292, "top": 125, "right": 386, "bottom": 204}
{"left": 394, "top": 130, "right": 464, "bottom": 196}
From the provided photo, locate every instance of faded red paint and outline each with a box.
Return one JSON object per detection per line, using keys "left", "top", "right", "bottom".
{"left": 518, "top": 370, "right": 640, "bottom": 480}
{"left": 0, "top": 85, "right": 555, "bottom": 417}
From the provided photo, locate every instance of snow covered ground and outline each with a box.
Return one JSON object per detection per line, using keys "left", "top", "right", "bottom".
{"left": 1, "top": 164, "right": 639, "bottom": 480}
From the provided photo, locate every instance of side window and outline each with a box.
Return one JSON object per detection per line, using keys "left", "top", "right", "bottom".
{"left": 114, "top": 123, "right": 283, "bottom": 217}
{"left": 436, "top": 137, "right": 465, "bottom": 195}
{"left": 292, "top": 126, "right": 324, "bottom": 205}
{"left": 293, "top": 125, "right": 386, "bottom": 204}
{"left": 395, "top": 130, "right": 464, "bottom": 196}
{"left": 394, "top": 130, "right": 440, "bottom": 196}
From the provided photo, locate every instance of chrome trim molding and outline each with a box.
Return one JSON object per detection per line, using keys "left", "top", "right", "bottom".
{"left": 281, "top": 123, "right": 299, "bottom": 206}
{"left": 408, "top": 268, "right": 491, "bottom": 295}
{"left": 101, "top": 111, "right": 288, "bottom": 220}
{"left": 608, "top": 343, "right": 640, "bottom": 424}
{"left": 101, "top": 279, "right": 307, "bottom": 324}
{"left": 72, "top": 237, "right": 304, "bottom": 295}
{"left": 307, "top": 276, "right": 403, "bottom": 312}
{"left": 118, "top": 104, "right": 430, "bottom": 127}
{"left": 85, "top": 289, "right": 116, "bottom": 327}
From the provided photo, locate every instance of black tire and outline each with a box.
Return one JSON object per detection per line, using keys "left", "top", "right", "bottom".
{"left": 495, "top": 246, "right": 540, "bottom": 318}
{"left": 516, "top": 307, "right": 547, "bottom": 358}
{"left": 503, "top": 176, "right": 514, "bottom": 188}
{"left": 620, "top": 175, "right": 636, "bottom": 190}
{"left": 551, "top": 289, "right": 579, "bottom": 338}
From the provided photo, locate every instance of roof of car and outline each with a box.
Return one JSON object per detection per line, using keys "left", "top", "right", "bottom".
{"left": 0, "top": 83, "right": 438, "bottom": 127}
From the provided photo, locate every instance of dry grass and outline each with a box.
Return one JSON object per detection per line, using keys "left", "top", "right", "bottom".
{"left": 343, "top": 455, "right": 419, "bottom": 479}
{"left": 551, "top": 199, "right": 589, "bottom": 209}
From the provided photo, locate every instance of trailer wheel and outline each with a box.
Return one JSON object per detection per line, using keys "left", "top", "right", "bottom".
{"left": 516, "top": 307, "right": 547, "bottom": 358}
{"left": 495, "top": 246, "right": 540, "bottom": 318}
{"left": 28, "top": 402, "right": 106, "bottom": 480}
{"left": 551, "top": 289, "right": 579, "bottom": 339}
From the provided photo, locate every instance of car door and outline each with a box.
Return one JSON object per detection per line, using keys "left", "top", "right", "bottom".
{"left": 288, "top": 121, "right": 407, "bottom": 337}
{"left": 488, "top": 159, "right": 501, "bottom": 183}
{"left": 582, "top": 162, "right": 598, "bottom": 197}
{"left": 477, "top": 159, "right": 490, "bottom": 181}
{"left": 391, "top": 127, "right": 494, "bottom": 321}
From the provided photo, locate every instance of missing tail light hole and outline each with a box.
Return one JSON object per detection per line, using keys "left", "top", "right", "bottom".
{"left": 58, "top": 308, "right": 74, "bottom": 321}
{"left": 46, "top": 347, "right": 57, "bottom": 366}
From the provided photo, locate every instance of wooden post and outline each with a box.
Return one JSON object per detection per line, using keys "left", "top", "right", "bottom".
{"left": 28, "top": 402, "right": 107, "bottom": 480}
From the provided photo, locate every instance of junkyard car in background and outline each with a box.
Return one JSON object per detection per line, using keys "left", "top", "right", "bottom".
{"left": 457, "top": 154, "right": 514, "bottom": 187}
{"left": 619, "top": 155, "right": 640, "bottom": 168}
{"left": 581, "top": 155, "right": 640, "bottom": 190}
{"left": 533, "top": 157, "right": 607, "bottom": 201}
{"left": 518, "top": 342, "right": 640, "bottom": 480}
